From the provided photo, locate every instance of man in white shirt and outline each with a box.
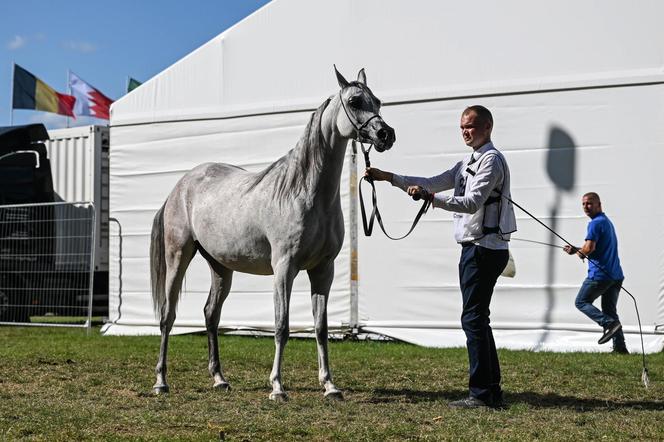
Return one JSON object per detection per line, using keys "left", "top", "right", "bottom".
{"left": 366, "top": 105, "right": 516, "bottom": 409}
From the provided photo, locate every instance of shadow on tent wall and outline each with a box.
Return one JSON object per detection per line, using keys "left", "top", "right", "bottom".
{"left": 536, "top": 125, "right": 576, "bottom": 349}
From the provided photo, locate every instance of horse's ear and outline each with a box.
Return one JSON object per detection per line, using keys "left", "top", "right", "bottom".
{"left": 334, "top": 64, "right": 349, "bottom": 89}
{"left": 357, "top": 68, "right": 367, "bottom": 85}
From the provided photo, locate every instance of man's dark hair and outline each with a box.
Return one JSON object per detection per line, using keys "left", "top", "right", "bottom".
{"left": 583, "top": 192, "right": 601, "bottom": 202}
{"left": 463, "top": 105, "right": 493, "bottom": 127}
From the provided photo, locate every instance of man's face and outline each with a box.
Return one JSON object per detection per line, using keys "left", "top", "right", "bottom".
{"left": 460, "top": 111, "right": 492, "bottom": 149}
{"left": 582, "top": 196, "right": 602, "bottom": 218}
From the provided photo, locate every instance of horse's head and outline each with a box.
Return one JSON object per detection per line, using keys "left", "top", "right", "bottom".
{"left": 334, "top": 66, "right": 395, "bottom": 152}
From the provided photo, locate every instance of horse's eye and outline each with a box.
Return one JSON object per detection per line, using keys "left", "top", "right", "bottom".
{"left": 348, "top": 96, "right": 361, "bottom": 108}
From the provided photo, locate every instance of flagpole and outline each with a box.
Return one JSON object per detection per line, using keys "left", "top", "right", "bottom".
{"left": 10, "top": 62, "right": 15, "bottom": 125}
{"left": 66, "top": 69, "right": 71, "bottom": 128}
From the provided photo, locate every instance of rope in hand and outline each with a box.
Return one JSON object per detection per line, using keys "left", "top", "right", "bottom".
{"left": 358, "top": 143, "right": 432, "bottom": 240}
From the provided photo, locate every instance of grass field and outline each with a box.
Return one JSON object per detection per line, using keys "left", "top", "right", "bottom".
{"left": 0, "top": 326, "right": 662, "bottom": 441}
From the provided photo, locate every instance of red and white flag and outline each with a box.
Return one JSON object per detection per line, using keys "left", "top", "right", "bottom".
{"left": 68, "top": 71, "right": 114, "bottom": 120}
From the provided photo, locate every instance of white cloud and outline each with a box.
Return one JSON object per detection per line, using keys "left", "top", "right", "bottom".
{"left": 64, "top": 40, "right": 97, "bottom": 53}
{"left": 7, "top": 35, "right": 27, "bottom": 50}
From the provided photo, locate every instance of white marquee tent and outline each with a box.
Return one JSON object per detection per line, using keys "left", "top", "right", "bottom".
{"left": 104, "top": 0, "right": 664, "bottom": 353}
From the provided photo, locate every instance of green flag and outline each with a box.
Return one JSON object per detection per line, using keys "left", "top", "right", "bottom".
{"left": 127, "top": 77, "right": 142, "bottom": 93}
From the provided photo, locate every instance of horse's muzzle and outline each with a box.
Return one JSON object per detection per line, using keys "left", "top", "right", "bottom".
{"left": 373, "top": 124, "right": 395, "bottom": 152}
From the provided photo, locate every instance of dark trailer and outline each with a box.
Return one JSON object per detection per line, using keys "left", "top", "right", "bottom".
{"left": 0, "top": 124, "right": 92, "bottom": 323}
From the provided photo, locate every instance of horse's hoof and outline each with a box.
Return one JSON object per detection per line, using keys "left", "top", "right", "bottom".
{"left": 153, "top": 384, "right": 169, "bottom": 395}
{"left": 269, "top": 391, "right": 289, "bottom": 402}
{"left": 324, "top": 389, "right": 344, "bottom": 401}
{"left": 213, "top": 381, "right": 231, "bottom": 391}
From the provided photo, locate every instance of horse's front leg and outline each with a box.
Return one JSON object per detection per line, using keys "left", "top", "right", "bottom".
{"left": 308, "top": 260, "right": 343, "bottom": 400}
{"left": 269, "top": 258, "right": 298, "bottom": 401}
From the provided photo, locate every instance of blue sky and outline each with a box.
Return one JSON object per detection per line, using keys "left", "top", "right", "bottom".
{"left": 1, "top": 0, "right": 271, "bottom": 129}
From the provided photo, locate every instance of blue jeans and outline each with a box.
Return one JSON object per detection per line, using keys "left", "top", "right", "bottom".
{"left": 459, "top": 244, "right": 509, "bottom": 403}
{"left": 575, "top": 278, "right": 625, "bottom": 345}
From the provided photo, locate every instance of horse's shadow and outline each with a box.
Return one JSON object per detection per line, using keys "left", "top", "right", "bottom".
{"left": 354, "top": 387, "right": 664, "bottom": 411}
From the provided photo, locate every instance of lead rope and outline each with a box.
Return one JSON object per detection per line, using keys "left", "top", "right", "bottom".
{"left": 358, "top": 143, "right": 431, "bottom": 240}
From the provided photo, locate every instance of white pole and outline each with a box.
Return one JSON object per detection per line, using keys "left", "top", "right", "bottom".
{"left": 66, "top": 69, "right": 71, "bottom": 128}
{"left": 86, "top": 202, "right": 97, "bottom": 335}
{"left": 349, "top": 141, "right": 359, "bottom": 334}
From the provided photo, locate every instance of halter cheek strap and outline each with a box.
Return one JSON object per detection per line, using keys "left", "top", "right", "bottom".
{"left": 338, "top": 90, "right": 382, "bottom": 145}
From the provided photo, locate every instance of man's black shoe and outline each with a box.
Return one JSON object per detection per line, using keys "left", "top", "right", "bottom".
{"left": 491, "top": 398, "right": 509, "bottom": 409}
{"left": 598, "top": 321, "right": 622, "bottom": 345}
{"left": 612, "top": 345, "right": 629, "bottom": 354}
{"left": 489, "top": 390, "right": 507, "bottom": 409}
{"left": 448, "top": 397, "right": 489, "bottom": 409}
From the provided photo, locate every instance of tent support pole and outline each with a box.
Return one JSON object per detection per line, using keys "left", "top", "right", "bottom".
{"left": 349, "top": 141, "right": 359, "bottom": 336}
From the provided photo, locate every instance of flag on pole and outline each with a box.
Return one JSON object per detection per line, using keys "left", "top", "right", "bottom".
{"left": 12, "top": 64, "right": 76, "bottom": 118}
{"left": 127, "top": 77, "right": 142, "bottom": 93}
{"left": 68, "top": 71, "right": 114, "bottom": 120}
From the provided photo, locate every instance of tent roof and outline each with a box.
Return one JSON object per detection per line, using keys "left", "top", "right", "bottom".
{"left": 111, "top": 0, "right": 664, "bottom": 126}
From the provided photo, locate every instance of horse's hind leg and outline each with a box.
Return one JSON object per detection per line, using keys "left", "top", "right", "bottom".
{"left": 308, "top": 260, "right": 343, "bottom": 400}
{"left": 204, "top": 259, "right": 233, "bottom": 390}
{"left": 153, "top": 239, "right": 196, "bottom": 394}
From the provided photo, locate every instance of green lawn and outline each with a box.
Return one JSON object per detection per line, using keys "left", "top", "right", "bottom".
{"left": 0, "top": 326, "right": 662, "bottom": 441}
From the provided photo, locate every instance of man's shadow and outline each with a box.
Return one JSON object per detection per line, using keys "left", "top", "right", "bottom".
{"left": 534, "top": 126, "right": 577, "bottom": 349}
{"left": 359, "top": 387, "right": 664, "bottom": 410}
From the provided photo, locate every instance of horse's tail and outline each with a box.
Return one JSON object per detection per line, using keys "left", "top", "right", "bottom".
{"left": 150, "top": 203, "right": 167, "bottom": 321}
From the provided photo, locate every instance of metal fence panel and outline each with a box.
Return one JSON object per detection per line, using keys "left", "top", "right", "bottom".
{"left": 0, "top": 201, "right": 95, "bottom": 328}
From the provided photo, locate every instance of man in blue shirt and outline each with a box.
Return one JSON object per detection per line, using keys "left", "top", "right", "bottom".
{"left": 563, "top": 192, "right": 627, "bottom": 353}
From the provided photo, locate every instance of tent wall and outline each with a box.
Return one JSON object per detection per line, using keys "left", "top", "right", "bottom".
{"left": 105, "top": 0, "right": 664, "bottom": 352}
{"left": 359, "top": 83, "right": 664, "bottom": 352}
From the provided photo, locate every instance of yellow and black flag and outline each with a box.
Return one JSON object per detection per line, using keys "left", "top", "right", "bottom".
{"left": 12, "top": 64, "right": 76, "bottom": 118}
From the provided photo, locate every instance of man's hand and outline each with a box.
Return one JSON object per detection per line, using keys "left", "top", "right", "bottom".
{"left": 365, "top": 167, "right": 393, "bottom": 182}
{"left": 563, "top": 244, "right": 585, "bottom": 261}
{"left": 407, "top": 185, "right": 432, "bottom": 202}
{"left": 563, "top": 245, "right": 578, "bottom": 255}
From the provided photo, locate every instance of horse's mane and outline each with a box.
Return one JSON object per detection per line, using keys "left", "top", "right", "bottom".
{"left": 250, "top": 98, "right": 332, "bottom": 204}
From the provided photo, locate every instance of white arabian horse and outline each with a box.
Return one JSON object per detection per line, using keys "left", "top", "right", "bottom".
{"left": 150, "top": 67, "right": 395, "bottom": 400}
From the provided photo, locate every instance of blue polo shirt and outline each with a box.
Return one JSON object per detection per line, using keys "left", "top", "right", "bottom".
{"left": 585, "top": 212, "right": 623, "bottom": 280}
